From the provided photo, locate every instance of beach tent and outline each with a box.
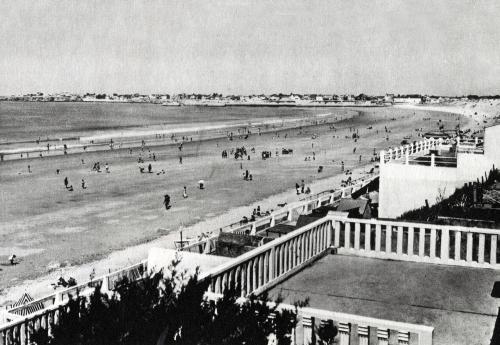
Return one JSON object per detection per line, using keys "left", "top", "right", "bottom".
{"left": 9, "top": 292, "right": 44, "bottom": 316}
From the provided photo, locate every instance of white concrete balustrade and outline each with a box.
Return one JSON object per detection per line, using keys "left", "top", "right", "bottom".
{"left": 331, "top": 215, "right": 500, "bottom": 269}
{"left": 204, "top": 292, "right": 433, "bottom": 345}
{"left": 380, "top": 138, "right": 441, "bottom": 165}
{"left": 0, "top": 261, "right": 147, "bottom": 345}
{"left": 201, "top": 216, "right": 333, "bottom": 297}
{"left": 181, "top": 175, "right": 378, "bottom": 254}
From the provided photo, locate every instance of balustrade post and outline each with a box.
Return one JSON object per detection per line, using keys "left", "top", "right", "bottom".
{"left": 466, "top": 233, "right": 473, "bottom": 262}
{"left": 250, "top": 223, "right": 257, "bottom": 235}
{"left": 326, "top": 220, "right": 333, "bottom": 247}
{"left": 345, "top": 222, "right": 351, "bottom": 249}
{"left": 478, "top": 234, "right": 485, "bottom": 264}
{"left": 349, "top": 324, "right": 360, "bottom": 345}
{"left": 269, "top": 247, "right": 275, "bottom": 280}
{"left": 364, "top": 223, "right": 371, "bottom": 251}
{"left": 397, "top": 226, "right": 403, "bottom": 255}
{"left": 270, "top": 216, "right": 276, "bottom": 227}
{"left": 354, "top": 222, "right": 361, "bottom": 250}
{"left": 408, "top": 227, "right": 414, "bottom": 256}
{"left": 335, "top": 221, "right": 341, "bottom": 247}
{"left": 246, "top": 262, "right": 252, "bottom": 294}
{"left": 287, "top": 208, "right": 294, "bottom": 222}
{"left": 241, "top": 264, "right": 247, "bottom": 297}
{"left": 441, "top": 228, "right": 449, "bottom": 261}
{"left": 385, "top": 226, "right": 392, "bottom": 254}
{"left": 258, "top": 256, "right": 264, "bottom": 287}
{"left": 430, "top": 228, "right": 436, "bottom": 259}
{"left": 419, "top": 228, "right": 425, "bottom": 257}
{"left": 491, "top": 235, "right": 497, "bottom": 265}
{"left": 302, "top": 316, "right": 314, "bottom": 345}
{"left": 454, "top": 231, "right": 461, "bottom": 261}
{"left": 375, "top": 224, "right": 381, "bottom": 252}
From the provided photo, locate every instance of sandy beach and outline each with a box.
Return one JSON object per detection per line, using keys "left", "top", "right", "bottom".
{"left": 0, "top": 105, "right": 474, "bottom": 305}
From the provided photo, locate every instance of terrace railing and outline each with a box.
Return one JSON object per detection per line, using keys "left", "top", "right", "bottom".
{"left": 201, "top": 216, "right": 333, "bottom": 297}
{"left": 181, "top": 175, "right": 378, "bottom": 254}
{"left": 380, "top": 138, "right": 442, "bottom": 164}
{"left": 0, "top": 261, "right": 147, "bottom": 345}
{"left": 331, "top": 215, "right": 500, "bottom": 269}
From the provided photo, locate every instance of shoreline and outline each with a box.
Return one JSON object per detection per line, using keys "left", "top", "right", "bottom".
{"left": 0, "top": 106, "right": 470, "bottom": 306}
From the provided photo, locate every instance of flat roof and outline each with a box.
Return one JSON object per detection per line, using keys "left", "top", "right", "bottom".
{"left": 267, "top": 254, "right": 500, "bottom": 345}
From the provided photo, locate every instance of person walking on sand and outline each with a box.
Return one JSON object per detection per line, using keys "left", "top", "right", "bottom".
{"left": 81, "top": 178, "right": 86, "bottom": 189}
{"left": 295, "top": 182, "right": 300, "bottom": 195}
{"left": 301, "top": 180, "right": 305, "bottom": 194}
{"left": 163, "top": 194, "right": 171, "bottom": 210}
{"left": 28, "top": 165, "right": 31, "bottom": 173}
{"left": 183, "top": 186, "right": 188, "bottom": 198}
{"left": 148, "top": 163, "right": 152, "bottom": 173}
{"left": 64, "top": 177, "right": 69, "bottom": 188}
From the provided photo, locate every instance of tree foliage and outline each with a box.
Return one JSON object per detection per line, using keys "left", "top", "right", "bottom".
{"left": 31, "top": 260, "right": 301, "bottom": 345}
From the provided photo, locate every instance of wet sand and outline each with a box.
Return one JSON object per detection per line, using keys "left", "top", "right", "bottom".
{"left": 0, "top": 106, "right": 469, "bottom": 304}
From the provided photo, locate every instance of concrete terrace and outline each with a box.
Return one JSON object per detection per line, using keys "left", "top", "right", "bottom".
{"left": 268, "top": 254, "right": 499, "bottom": 345}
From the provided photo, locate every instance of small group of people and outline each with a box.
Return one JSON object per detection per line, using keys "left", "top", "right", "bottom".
{"left": 295, "top": 180, "right": 310, "bottom": 195}
{"left": 163, "top": 186, "right": 189, "bottom": 210}
{"left": 91, "top": 162, "right": 110, "bottom": 173}
{"left": 243, "top": 170, "right": 253, "bottom": 181}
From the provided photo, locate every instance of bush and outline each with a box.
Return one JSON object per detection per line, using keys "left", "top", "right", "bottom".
{"left": 32, "top": 260, "right": 301, "bottom": 345}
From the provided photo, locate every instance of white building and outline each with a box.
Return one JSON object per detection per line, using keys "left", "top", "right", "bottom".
{"left": 378, "top": 124, "right": 500, "bottom": 218}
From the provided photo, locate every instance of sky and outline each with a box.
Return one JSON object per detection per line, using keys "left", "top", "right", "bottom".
{"left": 1, "top": 0, "right": 500, "bottom": 96}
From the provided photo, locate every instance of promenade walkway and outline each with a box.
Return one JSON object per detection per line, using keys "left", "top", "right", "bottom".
{"left": 268, "top": 254, "right": 499, "bottom": 345}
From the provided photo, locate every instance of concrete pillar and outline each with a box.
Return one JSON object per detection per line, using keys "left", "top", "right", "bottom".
{"left": 455, "top": 231, "right": 461, "bottom": 261}
{"left": 369, "top": 326, "right": 378, "bottom": 345}
{"left": 380, "top": 150, "right": 385, "bottom": 164}
{"left": 364, "top": 223, "right": 371, "bottom": 251}
{"left": 385, "top": 226, "right": 392, "bottom": 254}
{"left": 375, "top": 224, "right": 382, "bottom": 252}
{"left": 302, "top": 316, "right": 314, "bottom": 345}
{"left": 430, "top": 154, "right": 435, "bottom": 167}
{"left": 334, "top": 221, "right": 341, "bottom": 247}
{"left": 354, "top": 222, "right": 361, "bottom": 250}
{"left": 241, "top": 263, "right": 247, "bottom": 296}
{"left": 287, "top": 208, "right": 294, "bottom": 222}
{"left": 441, "top": 229, "right": 449, "bottom": 261}
{"left": 250, "top": 223, "right": 257, "bottom": 235}
{"left": 475, "top": 136, "right": 479, "bottom": 145}
{"left": 397, "top": 226, "right": 403, "bottom": 255}
{"left": 246, "top": 262, "right": 252, "bottom": 293}
{"left": 405, "top": 150, "right": 409, "bottom": 165}
{"left": 270, "top": 216, "right": 276, "bottom": 227}
{"left": 258, "top": 256, "right": 264, "bottom": 286}
{"left": 491, "top": 235, "right": 497, "bottom": 265}
{"left": 478, "top": 234, "right": 485, "bottom": 264}
{"left": 269, "top": 247, "right": 275, "bottom": 280}
{"left": 419, "top": 228, "right": 425, "bottom": 257}
{"left": 349, "top": 323, "right": 360, "bottom": 345}
{"left": 388, "top": 330, "right": 399, "bottom": 345}
{"left": 466, "top": 233, "right": 473, "bottom": 262}
{"left": 252, "top": 260, "right": 258, "bottom": 291}
{"left": 345, "top": 222, "right": 351, "bottom": 249}
{"left": 408, "top": 227, "right": 414, "bottom": 256}
{"left": 430, "top": 228, "right": 436, "bottom": 259}
{"left": 326, "top": 220, "right": 333, "bottom": 247}
{"left": 388, "top": 149, "right": 393, "bottom": 161}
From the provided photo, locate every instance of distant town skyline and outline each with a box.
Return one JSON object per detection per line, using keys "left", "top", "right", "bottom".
{"left": 1, "top": 0, "right": 500, "bottom": 96}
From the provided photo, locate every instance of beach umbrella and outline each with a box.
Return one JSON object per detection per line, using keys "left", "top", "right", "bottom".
{"left": 9, "top": 292, "right": 44, "bottom": 316}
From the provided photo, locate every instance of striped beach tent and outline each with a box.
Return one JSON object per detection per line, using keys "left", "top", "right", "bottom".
{"left": 9, "top": 292, "right": 44, "bottom": 316}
